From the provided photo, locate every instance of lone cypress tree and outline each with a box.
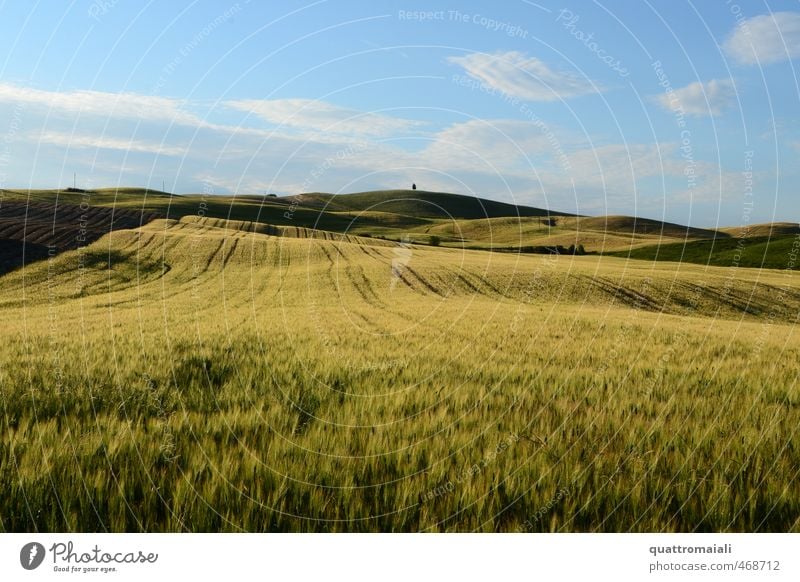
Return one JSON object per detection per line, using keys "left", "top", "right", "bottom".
{"left": 412, "top": 183, "right": 416, "bottom": 190}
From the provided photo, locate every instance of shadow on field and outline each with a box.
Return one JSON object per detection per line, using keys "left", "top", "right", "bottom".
{"left": 0, "top": 199, "right": 161, "bottom": 276}
{"left": 0, "top": 239, "right": 51, "bottom": 275}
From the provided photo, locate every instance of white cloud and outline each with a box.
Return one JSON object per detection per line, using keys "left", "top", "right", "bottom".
{"left": 0, "top": 82, "right": 391, "bottom": 150}
{"left": 0, "top": 83, "right": 204, "bottom": 126}
{"left": 655, "top": 79, "right": 736, "bottom": 116}
{"left": 37, "top": 131, "right": 187, "bottom": 157}
{"left": 546, "top": 141, "right": 743, "bottom": 208}
{"left": 447, "top": 51, "right": 601, "bottom": 101}
{"left": 224, "top": 98, "right": 421, "bottom": 136}
{"left": 0, "top": 81, "right": 742, "bottom": 221}
{"left": 301, "top": 118, "right": 579, "bottom": 193}
{"left": 415, "top": 119, "right": 578, "bottom": 178}
{"left": 724, "top": 12, "right": 800, "bottom": 65}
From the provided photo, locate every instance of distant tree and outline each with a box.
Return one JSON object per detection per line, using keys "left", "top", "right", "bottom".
{"left": 412, "top": 183, "right": 417, "bottom": 190}
{"left": 429, "top": 235, "right": 441, "bottom": 247}
{"left": 267, "top": 193, "right": 277, "bottom": 197}
{"left": 568, "top": 244, "right": 576, "bottom": 255}
{"left": 576, "top": 244, "right": 586, "bottom": 255}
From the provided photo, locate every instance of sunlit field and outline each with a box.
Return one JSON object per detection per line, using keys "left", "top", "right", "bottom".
{"left": 1, "top": 216, "right": 799, "bottom": 532}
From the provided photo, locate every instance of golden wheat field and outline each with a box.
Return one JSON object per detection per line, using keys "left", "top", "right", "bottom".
{"left": 1, "top": 216, "right": 799, "bottom": 532}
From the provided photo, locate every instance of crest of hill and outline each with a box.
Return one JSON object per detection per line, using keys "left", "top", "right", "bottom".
{"left": 0, "top": 200, "right": 160, "bottom": 250}
{"left": 566, "top": 215, "right": 725, "bottom": 239}
{"left": 717, "top": 222, "right": 800, "bottom": 238}
{"left": 0, "top": 187, "right": 175, "bottom": 206}
{"left": 280, "top": 189, "right": 574, "bottom": 220}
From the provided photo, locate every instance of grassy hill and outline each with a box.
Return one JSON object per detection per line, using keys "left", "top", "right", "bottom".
{"left": 1, "top": 187, "right": 796, "bottom": 268}
{"left": 0, "top": 187, "right": 173, "bottom": 206}
{"left": 609, "top": 233, "right": 800, "bottom": 270}
{"left": 281, "top": 189, "right": 572, "bottom": 220}
{"left": 0, "top": 197, "right": 160, "bottom": 274}
{"left": 1, "top": 214, "right": 799, "bottom": 532}
{"left": 565, "top": 215, "right": 722, "bottom": 239}
{"left": 718, "top": 222, "right": 800, "bottom": 238}
{"left": 0, "top": 188, "right": 610, "bottom": 261}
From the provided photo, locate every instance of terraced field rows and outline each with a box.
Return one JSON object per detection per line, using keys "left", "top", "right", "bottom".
{"left": 0, "top": 200, "right": 159, "bottom": 250}
{"left": 0, "top": 216, "right": 798, "bottom": 531}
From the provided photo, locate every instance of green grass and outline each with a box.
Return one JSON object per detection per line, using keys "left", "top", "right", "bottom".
{"left": 0, "top": 187, "right": 173, "bottom": 206}
{"left": 10, "top": 188, "right": 795, "bottom": 259}
{"left": 285, "top": 189, "right": 572, "bottom": 219}
{"left": 608, "top": 235, "right": 800, "bottom": 270}
{"left": 0, "top": 216, "right": 798, "bottom": 532}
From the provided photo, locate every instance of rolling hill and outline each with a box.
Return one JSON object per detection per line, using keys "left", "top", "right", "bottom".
{"left": 562, "top": 215, "right": 722, "bottom": 239}
{"left": 0, "top": 196, "right": 160, "bottom": 274}
{"left": 2, "top": 211, "right": 799, "bottom": 532}
{"left": 610, "top": 232, "right": 800, "bottom": 270}
{"left": 280, "top": 189, "right": 574, "bottom": 220}
{"left": 717, "top": 221, "right": 800, "bottom": 238}
{"left": 1, "top": 187, "right": 797, "bottom": 273}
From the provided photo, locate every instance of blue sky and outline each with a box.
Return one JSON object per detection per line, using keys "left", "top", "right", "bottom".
{"left": 0, "top": 0, "right": 798, "bottom": 226}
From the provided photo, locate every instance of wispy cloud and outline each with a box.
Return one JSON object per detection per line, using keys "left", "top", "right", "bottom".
{"left": 37, "top": 131, "right": 187, "bottom": 157}
{"left": 419, "top": 119, "right": 577, "bottom": 175}
{"left": 724, "top": 12, "right": 800, "bottom": 65}
{"left": 0, "top": 83, "right": 203, "bottom": 126}
{"left": 224, "top": 98, "right": 422, "bottom": 136}
{"left": 0, "top": 80, "right": 737, "bottom": 221}
{"left": 447, "top": 51, "right": 601, "bottom": 101}
{"left": 655, "top": 79, "right": 736, "bottom": 116}
{"left": 0, "top": 82, "right": 407, "bottom": 143}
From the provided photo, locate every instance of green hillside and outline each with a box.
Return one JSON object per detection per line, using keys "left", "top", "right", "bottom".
{"left": 608, "top": 234, "right": 800, "bottom": 270}
{"left": 570, "top": 215, "right": 722, "bottom": 239}
{"left": 2, "top": 187, "right": 797, "bottom": 267}
{"left": 2, "top": 215, "right": 799, "bottom": 532}
{"left": 281, "top": 189, "right": 572, "bottom": 219}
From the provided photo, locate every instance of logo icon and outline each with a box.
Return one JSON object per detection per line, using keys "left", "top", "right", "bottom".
{"left": 20, "top": 542, "right": 45, "bottom": 570}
